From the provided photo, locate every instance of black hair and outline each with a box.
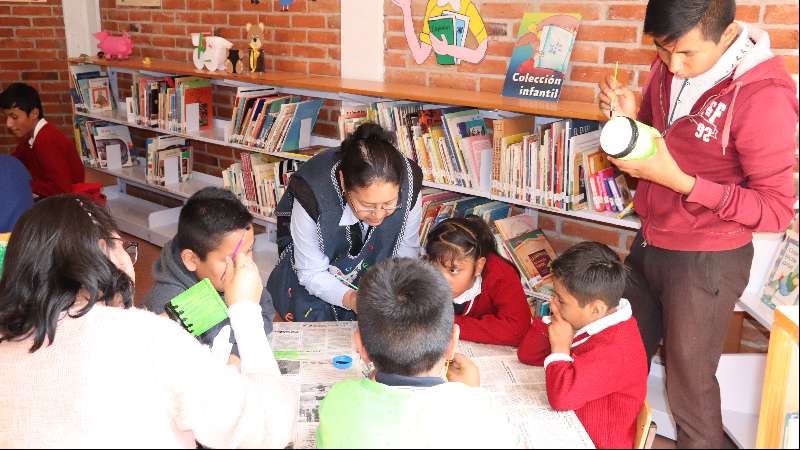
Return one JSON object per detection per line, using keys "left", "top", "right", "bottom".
{"left": 357, "top": 258, "right": 453, "bottom": 376}
{"left": 175, "top": 187, "right": 253, "bottom": 260}
{"left": 0, "top": 194, "right": 134, "bottom": 352}
{"left": 550, "top": 241, "right": 627, "bottom": 309}
{"left": 339, "top": 122, "right": 405, "bottom": 191}
{"left": 644, "top": 0, "right": 736, "bottom": 44}
{"left": 0, "top": 82, "right": 44, "bottom": 118}
{"left": 425, "top": 215, "right": 497, "bottom": 268}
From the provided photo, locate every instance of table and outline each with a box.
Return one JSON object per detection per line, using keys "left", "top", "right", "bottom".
{"left": 270, "top": 322, "right": 595, "bottom": 449}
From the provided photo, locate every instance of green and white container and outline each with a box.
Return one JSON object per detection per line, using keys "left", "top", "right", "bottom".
{"left": 600, "top": 116, "right": 659, "bottom": 160}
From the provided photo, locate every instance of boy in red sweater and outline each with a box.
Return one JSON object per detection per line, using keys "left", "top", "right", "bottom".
{"left": 426, "top": 216, "right": 532, "bottom": 346}
{"left": 1, "top": 83, "right": 86, "bottom": 197}
{"left": 517, "top": 241, "right": 647, "bottom": 449}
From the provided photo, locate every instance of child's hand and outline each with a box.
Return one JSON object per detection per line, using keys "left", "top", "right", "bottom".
{"left": 343, "top": 289, "right": 358, "bottom": 313}
{"left": 547, "top": 299, "right": 575, "bottom": 355}
{"left": 222, "top": 252, "right": 263, "bottom": 307}
{"left": 446, "top": 353, "right": 480, "bottom": 387}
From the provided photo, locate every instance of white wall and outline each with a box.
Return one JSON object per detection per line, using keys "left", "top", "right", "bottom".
{"left": 340, "top": 0, "right": 384, "bottom": 82}
{"left": 62, "top": 0, "right": 102, "bottom": 58}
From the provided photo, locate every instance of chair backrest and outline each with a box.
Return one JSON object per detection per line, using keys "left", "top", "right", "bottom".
{"left": 634, "top": 400, "right": 657, "bottom": 449}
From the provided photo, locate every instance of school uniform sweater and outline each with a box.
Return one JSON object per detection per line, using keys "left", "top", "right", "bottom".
{"left": 517, "top": 300, "right": 647, "bottom": 449}
{"left": 455, "top": 253, "right": 532, "bottom": 346}
{"left": 12, "top": 120, "right": 85, "bottom": 197}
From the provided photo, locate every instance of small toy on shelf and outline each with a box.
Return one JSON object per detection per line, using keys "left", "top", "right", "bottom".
{"left": 224, "top": 49, "right": 245, "bottom": 74}
{"left": 94, "top": 31, "right": 133, "bottom": 60}
{"left": 191, "top": 33, "right": 233, "bottom": 71}
{"left": 245, "top": 23, "right": 266, "bottom": 73}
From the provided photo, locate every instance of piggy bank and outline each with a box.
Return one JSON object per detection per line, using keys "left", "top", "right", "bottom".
{"left": 94, "top": 31, "right": 133, "bottom": 60}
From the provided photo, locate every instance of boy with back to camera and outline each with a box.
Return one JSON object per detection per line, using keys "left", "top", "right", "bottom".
{"left": 143, "top": 187, "right": 276, "bottom": 362}
{"left": 316, "top": 257, "right": 521, "bottom": 448}
{"left": 517, "top": 242, "right": 647, "bottom": 449}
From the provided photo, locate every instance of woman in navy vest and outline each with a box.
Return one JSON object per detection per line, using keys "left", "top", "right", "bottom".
{"left": 268, "top": 123, "right": 423, "bottom": 321}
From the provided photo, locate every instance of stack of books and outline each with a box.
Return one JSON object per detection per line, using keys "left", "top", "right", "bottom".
{"left": 69, "top": 64, "right": 114, "bottom": 114}
{"left": 73, "top": 117, "right": 135, "bottom": 168}
{"left": 145, "top": 135, "right": 193, "bottom": 186}
{"left": 222, "top": 154, "right": 304, "bottom": 218}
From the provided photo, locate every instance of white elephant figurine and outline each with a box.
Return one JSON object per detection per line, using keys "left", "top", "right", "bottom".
{"left": 191, "top": 33, "right": 232, "bottom": 71}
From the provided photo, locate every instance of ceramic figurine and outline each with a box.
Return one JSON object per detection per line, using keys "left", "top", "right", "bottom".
{"left": 94, "top": 31, "right": 133, "bottom": 60}
{"left": 246, "top": 23, "right": 266, "bottom": 73}
{"left": 224, "top": 49, "right": 245, "bottom": 74}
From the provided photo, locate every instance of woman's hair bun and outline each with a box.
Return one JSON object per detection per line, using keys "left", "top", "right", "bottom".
{"left": 351, "top": 122, "right": 395, "bottom": 145}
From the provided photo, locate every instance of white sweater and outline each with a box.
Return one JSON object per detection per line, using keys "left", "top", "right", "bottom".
{"left": 0, "top": 303, "right": 298, "bottom": 448}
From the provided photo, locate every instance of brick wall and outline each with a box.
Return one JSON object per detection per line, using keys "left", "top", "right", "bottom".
{"left": 384, "top": 0, "right": 798, "bottom": 256}
{"left": 98, "top": 0, "right": 342, "bottom": 176}
{"left": 0, "top": 0, "right": 71, "bottom": 154}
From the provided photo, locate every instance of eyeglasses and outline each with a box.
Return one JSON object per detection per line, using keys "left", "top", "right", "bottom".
{"left": 110, "top": 238, "right": 139, "bottom": 265}
{"left": 346, "top": 193, "right": 400, "bottom": 216}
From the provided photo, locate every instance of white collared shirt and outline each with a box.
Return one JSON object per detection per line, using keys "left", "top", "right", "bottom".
{"left": 667, "top": 24, "right": 753, "bottom": 126}
{"left": 290, "top": 195, "right": 423, "bottom": 309}
{"left": 543, "top": 298, "right": 633, "bottom": 369}
{"left": 27, "top": 118, "right": 47, "bottom": 147}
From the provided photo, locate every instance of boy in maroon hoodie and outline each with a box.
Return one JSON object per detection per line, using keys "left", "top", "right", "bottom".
{"left": 598, "top": 1, "right": 798, "bottom": 447}
{"left": 517, "top": 241, "right": 647, "bottom": 449}
{"left": 1, "top": 83, "right": 86, "bottom": 197}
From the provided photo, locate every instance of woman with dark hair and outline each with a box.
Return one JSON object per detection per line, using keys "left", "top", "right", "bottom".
{"left": 0, "top": 195, "right": 297, "bottom": 448}
{"left": 268, "top": 122, "right": 424, "bottom": 322}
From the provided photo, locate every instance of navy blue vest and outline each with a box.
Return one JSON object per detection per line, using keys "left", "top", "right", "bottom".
{"left": 267, "top": 148, "right": 422, "bottom": 322}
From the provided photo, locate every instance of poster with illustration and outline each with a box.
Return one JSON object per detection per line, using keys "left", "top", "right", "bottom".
{"left": 392, "top": 0, "right": 488, "bottom": 65}
{"left": 502, "top": 12, "right": 581, "bottom": 101}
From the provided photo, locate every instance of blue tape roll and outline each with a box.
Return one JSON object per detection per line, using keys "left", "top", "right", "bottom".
{"left": 332, "top": 355, "right": 353, "bottom": 369}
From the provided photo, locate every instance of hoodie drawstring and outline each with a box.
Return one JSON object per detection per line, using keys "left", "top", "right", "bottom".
{"left": 721, "top": 82, "right": 743, "bottom": 156}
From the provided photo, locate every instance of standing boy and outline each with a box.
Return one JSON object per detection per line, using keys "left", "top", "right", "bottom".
{"left": 1, "top": 83, "right": 86, "bottom": 198}
{"left": 598, "top": 1, "right": 798, "bottom": 447}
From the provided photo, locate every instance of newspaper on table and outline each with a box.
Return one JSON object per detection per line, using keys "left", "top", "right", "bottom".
{"left": 270, "top": 322, "right": 594, "bottom": 449}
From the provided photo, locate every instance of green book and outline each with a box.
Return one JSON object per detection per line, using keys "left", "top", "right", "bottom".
{"left": 0, "top": 241, "right": 7, "bottom": 279}
{"left": 428, "top": 15, "right": 456, "bottom": 65}
{"left": 165, "top": 278, "right": 229, "bottom": 337}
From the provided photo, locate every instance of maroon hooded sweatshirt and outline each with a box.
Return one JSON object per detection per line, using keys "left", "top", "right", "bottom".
{"left": 635, "top": 25, "right": 798, "bottom": 251}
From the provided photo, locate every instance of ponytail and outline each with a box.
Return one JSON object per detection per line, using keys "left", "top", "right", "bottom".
{"left": 339, "top": 122, "right": 405, "bottom": 191}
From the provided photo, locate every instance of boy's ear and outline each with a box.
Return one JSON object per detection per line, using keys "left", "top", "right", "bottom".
{"left": 446, "top": 324, "right": 461, "bottom": 360}
{"left": 180, "top": 248, "right": 200, "bottom": 272}
{"left": 474, "top": 256, "right": 487, "bottom": 277}
{"left": 29, "top": 107, "right": 40, "bottom": 121}
{"left": 589, "top": 299, "right": 609, "bottom": 318}
{"left": 353, "top": 328, "right": 371, "bottom": 364}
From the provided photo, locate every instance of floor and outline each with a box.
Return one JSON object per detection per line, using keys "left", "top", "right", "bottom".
{"left": 124, "top": 230, "right": 764, "bottom": 450}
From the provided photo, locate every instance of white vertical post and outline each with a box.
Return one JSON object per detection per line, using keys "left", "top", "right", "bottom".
{"left": 340, "top": 0, "right": 385, "bottom": 82}
{"left": 63, "top": 0, "right": 102, "bottom": 58}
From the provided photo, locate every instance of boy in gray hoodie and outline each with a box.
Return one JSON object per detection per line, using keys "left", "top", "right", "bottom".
{"left": 143, "top": 187, "right": 275, "bottom": 359}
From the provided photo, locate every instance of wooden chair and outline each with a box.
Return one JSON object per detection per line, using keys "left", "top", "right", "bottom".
{"left": 635, "top": 400, "right": 657, "bottom": 449}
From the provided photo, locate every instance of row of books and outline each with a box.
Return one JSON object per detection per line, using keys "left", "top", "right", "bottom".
{"left": 227, "top": 87, "right": 323, "bottom": 152}
{"left": 222, "top": 154, "right": 301, "bottom": 218}
{"left": 73, "top": 117, "right": 135, "bottom": 169}
{"left": 69, "top": 65, "right": 114, "bottom": 114}
{"left": 145, "top": 135, "right": 193, "bottom": 186}
{"left": 128, "top": 74, "right": 214, "bottom": 133}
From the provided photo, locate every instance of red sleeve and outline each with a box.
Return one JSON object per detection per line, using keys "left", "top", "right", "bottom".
{"left": 30, "top": 133, "right": 75, "bottom": 196}
{"left": 545, "top": 342, "right": 626, "bottom": 411}
{"left": 455, "top": 257, "right": 532, "bottom": 346}
{"left": 684, "top": 83, "right": 797, "bottom": 232}
{"left": 516, "top": 319, "right": 550, "bottom": 366}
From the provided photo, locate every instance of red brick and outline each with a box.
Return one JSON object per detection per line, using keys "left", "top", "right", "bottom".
{"left": 429, "top": 72, "right": 477, "bottom": 91}
{"left": 578, "top": 25, "right": 638, "bottom": 43}
{"left": 561, "top": 220, "right": 622, "bottom": 247}
{"left": 735, "top": 5, "right": 760, "bottom": 23}
{"left": 162, "top": 0, "right": 186, "bottom": 9}
{"left": 11, "top": 6, "right": 53, "bottom": 16}
{"left": 478, "top": 76, "right": 504, "bottom": 93}
{"left": 569, "top": 65, "right": 633, "bottom": 84}
{"left": 292, "top": 44, "right": 326, "bottom": 59}
{"left": 308, "top": 0, "right": 337, "bottom": 14}
{"left": 572, "top": 43, "right": 599, "bottom": 63}
{"left": 22, "top": 71, "right": 59, "bottom": 81}
{"left": 275, "top": 58, "right": 308, "bottom": 74}
{"left": 385, "top": 69, "right": 427, "bottom": 86}
{"left": 292, "top": 14, "right": 325, "bottom": 29}
{"left": 213, "top": 0, "right": 240, "bottom": 11}
{"left": 0, "top": 17, "right": 32, "bottom": 27}
{"left": 263, "top": 14, "right": 291, "bottom": 28}
{"left": 385, "top": 51, "right": 407, "bottom": 68}
{"left": 16, "top": 28, "right": 55, "bottom": 38}
{"left": 309, "top": 61, "right": 339, "bottom": 77}
{"left": 307, "top": 30, "right": 338, "bottom": 45}
{"left": 486, "top": 41, "right": 515, "bottom": 59}
{"left": 767, "top": 28, "right": 799, "bottom": 50}
{"left": 275, "top": 29, "right": 307, "bottom": 43}
{"left": 201, "top": 12, "right": 229, "bottom": 25}
{"left": 607, "top": 5, "right": 645, "bottom": 21}
{"left": 765, "top": 5, "right": 799, "bottom": 25}
{"left": 604, "top": 48, "right": 657, "bottom": 66}
{"left": 540, "top": 3, "right": 600, "bottom": 21}
{"left": 481, "top": 3, "right": 530, "bottom": 20}
{"left": 559, "top": 85, "right": 596, "bottom": 103}
{"left": 188, "top": 0, "right": 212, "bottom": 9}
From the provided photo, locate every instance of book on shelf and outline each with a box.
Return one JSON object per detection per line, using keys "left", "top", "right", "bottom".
{"left": 73, "top": 118, "right": 135, "bottom": 168}
{"left": 145, "top": 135, "right": 193, "bottom": 186}
{"left": 760, "top": 221, "right": 799, "bottom": 310}
{"left": 222, "top": 155, "right": 305, "bottom": 218}
{"left": 502, "top": 12, "right": 581, "bottom": 101}
{"left": 428, "top": 14, "right": 458, "bottom": 65}
{"left": 494, "top": 214, "right": 558, "bottom": 294}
